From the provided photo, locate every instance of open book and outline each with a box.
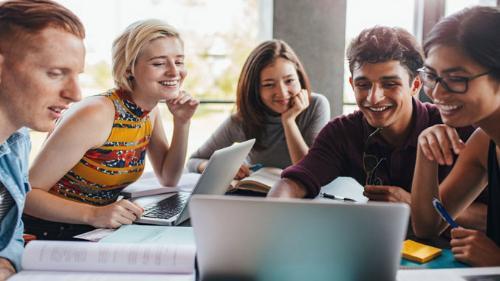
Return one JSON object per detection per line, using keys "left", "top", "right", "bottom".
{"left": 9, "top": 240, "right": 195, "bottom": 280}
{"left": 230, "top": 167, "right": 282, "bottom": 194}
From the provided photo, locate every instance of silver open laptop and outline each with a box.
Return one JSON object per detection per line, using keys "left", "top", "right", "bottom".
{"left": 136, "top": 139, "right": 255, "bottom": 226}
{"left": 190, "top": 195, "right": 409, "bottom": 281}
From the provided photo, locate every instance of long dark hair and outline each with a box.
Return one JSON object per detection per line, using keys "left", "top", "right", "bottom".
{"left": 424, "top": 6, "right": 500, "bottom": 80}
{"left": 235, "top": 39, "right": 311, "bottom": 150}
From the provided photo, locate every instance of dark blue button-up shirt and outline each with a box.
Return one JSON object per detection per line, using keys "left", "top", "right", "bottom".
{"left": 0, "top": 128, "right": 31, "bottom": 270}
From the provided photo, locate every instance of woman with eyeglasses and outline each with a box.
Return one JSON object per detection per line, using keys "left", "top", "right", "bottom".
{"left": 411, "top": 6, "right": 500, "bottom": 266}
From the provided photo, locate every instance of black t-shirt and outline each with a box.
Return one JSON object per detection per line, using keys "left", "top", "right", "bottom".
{"left": 0, "top": 182, "right": 14, "bottom": 221}
{"left": 487, "top": 140, "right": 500, "bottom": 245}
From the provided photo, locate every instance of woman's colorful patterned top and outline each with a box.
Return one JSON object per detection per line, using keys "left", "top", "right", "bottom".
{"left": 49, "top": 89, "right": 153, "bottom": 206}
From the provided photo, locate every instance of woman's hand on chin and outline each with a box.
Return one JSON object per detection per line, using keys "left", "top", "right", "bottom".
{"left": 281, "top": 89, "right": 309, "bottom": 123}
{"left": 166, "top": 90, "right": 199, "bottom": 124}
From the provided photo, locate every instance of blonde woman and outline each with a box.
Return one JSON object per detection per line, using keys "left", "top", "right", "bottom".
{"left": 24, "top": 19, "right": 198, "bottom": 240}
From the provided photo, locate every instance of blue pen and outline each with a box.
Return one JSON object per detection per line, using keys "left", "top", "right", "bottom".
{"left": 432, "top": 198, "right": 459, "bottom": 228}
{"left": 249, "top": 163, "right": 263, "bottom": 172}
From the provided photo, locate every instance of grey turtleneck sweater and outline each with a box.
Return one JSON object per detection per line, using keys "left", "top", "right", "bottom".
{"left": 187, "top": 93, "right": 330, "bottom": 171}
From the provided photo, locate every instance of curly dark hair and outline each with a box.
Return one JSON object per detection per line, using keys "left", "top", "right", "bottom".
{"left": 346, "top": 26, "right": 423, "bottom": 85}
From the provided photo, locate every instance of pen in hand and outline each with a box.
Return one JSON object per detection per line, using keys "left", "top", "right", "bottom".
{"left": 249, "top": 163, "right": 263, "bottom": 172}
{"left": 432, "top": 198, "right": 459, "bottom": 228}
{"left": 321, "top": 192, "right": 356, "bottom": 202}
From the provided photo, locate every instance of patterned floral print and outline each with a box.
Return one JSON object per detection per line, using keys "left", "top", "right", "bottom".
{"left": 49, "top": 89, "right": 153, "bottom": 206}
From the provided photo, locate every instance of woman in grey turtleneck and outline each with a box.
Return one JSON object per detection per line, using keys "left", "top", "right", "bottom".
{"left": 187, "top": 39, "right": 330, "bottom": 179}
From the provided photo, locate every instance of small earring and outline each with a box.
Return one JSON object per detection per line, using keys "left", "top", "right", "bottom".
{"left": 127, "top": 75, "right": 134, "bottom": 81}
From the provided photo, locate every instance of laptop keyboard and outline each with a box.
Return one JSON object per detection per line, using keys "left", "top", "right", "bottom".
{"left": 142, "top": 192, "right": 189, "bottom": 220}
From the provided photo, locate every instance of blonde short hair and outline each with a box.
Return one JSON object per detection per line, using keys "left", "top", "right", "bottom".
{"left": 112, "top": 19, "right": 182, "bottom": 92}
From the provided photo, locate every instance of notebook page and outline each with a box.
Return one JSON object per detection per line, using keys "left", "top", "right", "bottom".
{"left": 238, "top": 167, "right": 282, "bottom": 187}
{"left": 121, "top": 172, "right": 200, "bottom": 197}
{"left": 316, "top": 177, "right": 369, "bottom": 203}
{"left": 9, "top": 271, "right": 193, "bottom": 281}
{"left": 22, "top": 241, "right": 195, "bottom": 274}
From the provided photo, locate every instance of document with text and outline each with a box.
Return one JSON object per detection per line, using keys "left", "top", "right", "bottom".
{"left": 10, "top": 240, "right": 195, "bottom": 280}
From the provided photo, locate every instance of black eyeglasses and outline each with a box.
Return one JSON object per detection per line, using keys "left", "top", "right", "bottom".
{"left": 417, "top": 67, "right": 490, "bottom": 95}
{"left": 363, "top": 127, "right": 385, "bottom": 186}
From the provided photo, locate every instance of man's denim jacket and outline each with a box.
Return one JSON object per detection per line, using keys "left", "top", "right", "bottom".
{"left": 0, "top": 128, "right": 31, "bottom": 271}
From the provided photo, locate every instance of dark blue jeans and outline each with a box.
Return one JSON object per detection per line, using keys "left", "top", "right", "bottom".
{"left": 23, "top": 214, "right": 95, "bottom": 241}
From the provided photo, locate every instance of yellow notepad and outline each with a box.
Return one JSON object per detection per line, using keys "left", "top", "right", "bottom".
{"left": 402, "top": 239, "right": 442, "bottom": 263}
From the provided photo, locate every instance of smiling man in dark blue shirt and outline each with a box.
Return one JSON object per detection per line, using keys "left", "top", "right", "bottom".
{"left": 268, "top": 26, "right": 484, "bottom": 231}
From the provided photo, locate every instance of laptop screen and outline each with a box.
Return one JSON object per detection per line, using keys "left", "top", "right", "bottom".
{"left": 190, "top": 195, "right": 409, "bottom": 281}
